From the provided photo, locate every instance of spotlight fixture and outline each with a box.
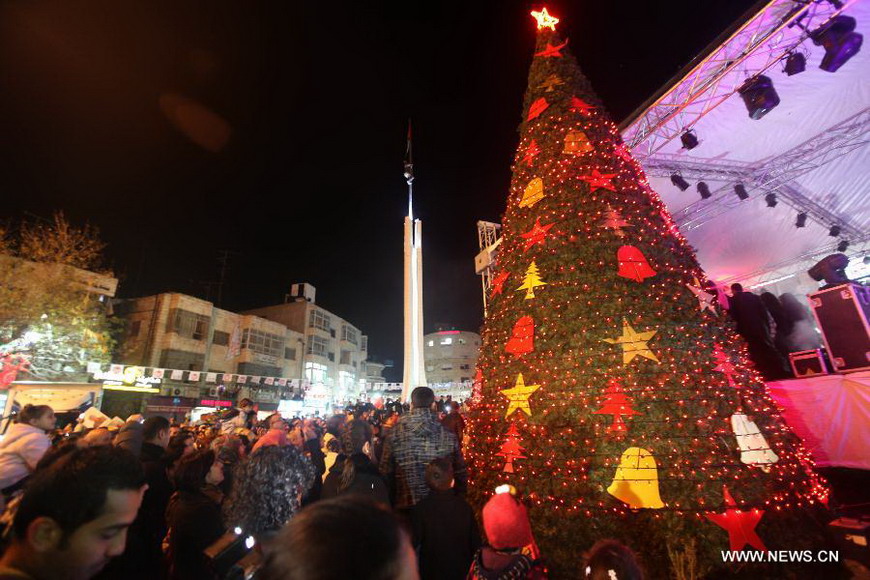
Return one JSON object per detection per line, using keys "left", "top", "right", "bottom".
{"left": 734, "top": 183, "right": 749, "bottom": 201}
{"left": 829, "top": 225, "right": 841, "bottom": 237}
{"left": 795, "top": 212, "right": 808, "bottom": 228}
{"left": 784, "top": 52, "right": 807, "bottom": 76}
{"left": 811, "top": 15, "right": 863, "bottom": 72}
{"left": 681, "top": 130, "right": 699, "bottom": 150}
{"left": 765, "top": 193, "right": 778, "bottom": 207}
{"left": 670, "top": 173, "right": 690, "bottom": 191}
{"left": 738, "top": 75, "right": 780, "bottom": 119}
{"left": 837, "top": 240, "right": 850, "bottom": 252}
{"left": 697, "top": 182, "right": 712, "bottom": 199}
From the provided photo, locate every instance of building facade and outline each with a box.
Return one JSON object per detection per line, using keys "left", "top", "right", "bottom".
{"left": 243, "top": 283, "right": 368, "bottom": 402}
{"left": 423, "top": 329, "right": 480, "bottom": 400}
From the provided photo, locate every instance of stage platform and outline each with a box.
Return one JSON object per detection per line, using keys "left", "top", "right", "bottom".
{"left": 766, "top": 371, "right": 870, "bottom": 470}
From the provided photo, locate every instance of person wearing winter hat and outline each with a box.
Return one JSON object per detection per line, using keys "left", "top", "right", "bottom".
{"left": 467, "top": 487, "right": 547, "bottom": 579}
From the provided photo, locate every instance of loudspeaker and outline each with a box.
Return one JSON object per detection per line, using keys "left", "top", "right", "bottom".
{"left": 788, "top": 349, "right": 830, "bottom": 378}
{"left": 808, "top": 283, "right": 870, "bottom": 373}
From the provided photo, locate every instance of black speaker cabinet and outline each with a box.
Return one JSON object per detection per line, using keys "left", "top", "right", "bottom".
{"left": 808, "top": 283, "right": 870, "bottom": 373}
{"left": 788, "top": 349, "right": 830, "bottom": 378}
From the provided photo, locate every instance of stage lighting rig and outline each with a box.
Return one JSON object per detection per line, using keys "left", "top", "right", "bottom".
{"left": 734, "top": 183, "right": 749, "bottom": 201}
{"left": 783, "top": 52, "right": 807, "bottom": 75}
{"left": 837, "top": 240, "right": 850, "bottom": 252}
{"left": 765, "top": 193, "right": 778, "bottom": 207}
{"left": 795, "top": 212, "right": 808, "bottom": 228}
{"left": 811, "top": 15, "right": 863, "bottom": 72}
{"left": 697, "top": 182, "right": 712, "bottom": 199}
{"left": 680, "top": 130, "right": 699, "bottom": 150}
{"left": 829, "top": 225, "right": 841, "bottom": 237}
{"left": 738, "top": 75, "right": 780, "bottom": 119}
{"left": 670, "top": 173, "right": 690, "bottom": 191}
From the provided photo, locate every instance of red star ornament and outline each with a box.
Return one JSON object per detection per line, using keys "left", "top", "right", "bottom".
{"left": 520, "top": 218, "right": 554, "bottom": 252}
{"left": 534, "top": 39, "right": 568, "bottom": 58}
{"left": 570, "top": 96, "right": 595, "bottom": 114}
{"left": 705, "top": 486, "right": 768, "bottom": 552}
{"left": 521, "top": 139, "right": 540, "bottom": 166}
{"left": 578, "top": 169, "right": 617, "bottom": 192}
{"left": 491, "top": 271, "right": 510, "bottom": 297}
{"left": 527, "top": 98, "right": 549, "bottom": 121}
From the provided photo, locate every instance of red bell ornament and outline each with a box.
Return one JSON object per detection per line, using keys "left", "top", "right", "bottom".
{"left": 505, "top": 315, "right": 535, "bottom": 356}
{"left": 616, "top": 245, "right": 656, "bottom": 282}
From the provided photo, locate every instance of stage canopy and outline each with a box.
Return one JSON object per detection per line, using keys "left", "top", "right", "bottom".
{"left": 621, "top": 0, "right": 869, "bottom": 296}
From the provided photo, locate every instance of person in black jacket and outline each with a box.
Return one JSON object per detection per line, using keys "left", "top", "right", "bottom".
{"left": 322, "top": 415, "right": 389, "bottom": 505}
{"left": 411, "top": 457, "right": 480, "bottom": 580}
{"left": 165, "top": 450, "right": 226, "bottom": 580}
{"left": 96, "top": 416, "right": 172, "bottom": 579}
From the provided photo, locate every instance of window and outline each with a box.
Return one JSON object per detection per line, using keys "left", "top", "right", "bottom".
{"left": 213, "top": 331, "right": 229, "bottom": 346}
{"left": 441, "top": 364, "right": 453, "bottom": 371}
{"left": 304, "top": 361, "right": 328, "bottom": 384}
{"left": 284, "top": 347, "right": 297, "bottom": 360}
{"left": 341, "top": 325, "right": 358, "bottom": 345}
{"left": 426, "top": 365, "right": 435, "bottom": 372}
{"left": 339, "top": 370, "right": 356, "bottom": 390}
{"left": 309, "top": 309, "right": 331, "bottom": 332}
{"left": 459, "top": 338, "right": 466, "bottom": 345}
{"left": 361, "top": 336, "right": 368, "bottom": 352}
{"left": 237, "top": 362, "right": 281, "bottom": 377}
{"left": 340, "top": 350, "right": 351, "bottom": 365}
{"left": 168, "top": 309, "right": 210, "bottom": 341}
{"left": 460, "top": 364, "right": 470, "bottom": 370}
{"left": 159, "top": 349, "right": 204, "bottom": 371}
{"left": 129, "top": 320, "right": 141, "bottom": 338}
{"left": 427, "top": 340, "right": 434, "bottom": 347}
{"left": 440, "top": 337, "right": 453, "bottom": 345}
{"left": 241, "top": 329, "right": 285, "bottom": 358}
{"left": 307, "top": 335, "right": 329, "bottom": 357}
{"left": 327, "top": 352, "right": 335, "bottom": 362}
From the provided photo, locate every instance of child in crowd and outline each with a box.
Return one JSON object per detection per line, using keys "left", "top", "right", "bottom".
{"left": 467, "top": 485, "right": 547, "bottom": 579}
{"left": 583, "top": 539, "right": 644, "bottom": 580}
{"left": 410, "top": 457, "right": 480, "bottom": 580}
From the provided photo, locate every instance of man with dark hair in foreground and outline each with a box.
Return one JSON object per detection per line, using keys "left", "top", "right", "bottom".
{"left": 0, "top": 447, "right": 146, "bottom": 580}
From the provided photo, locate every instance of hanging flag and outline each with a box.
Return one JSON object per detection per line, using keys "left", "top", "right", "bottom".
{"left": 227, "top": 323, "right": 242, "bottom": 360}
{"left": 188, "top": 371, "right": 201, "bottom": 382}
{"left": 236, "top": 375, "right": 247, "bottom": 384}
{"left": 222, "top": 373, "right": 234, "bottom": 383}
{"left": 264, "top": 377, "right": 274, "bottom": 385}
{"left": 275, "top": 378, "right": 287, "bottom": 387}
{"left": 403, "top": 120, "right": 413, "bottom": 181}
{"left": 206, "top": 372, "right": 217, "bottom": 384}
{"left": 151, "top": 368, "right": 165, "bottom": 379}
{"left": 170, "top": 370, "right": 184, "bottom": 381}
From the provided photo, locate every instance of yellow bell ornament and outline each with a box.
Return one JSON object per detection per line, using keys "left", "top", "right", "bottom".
{"left": 562, "top": 130, "right": 593, "bottom": 154}
{"left": 607, "top": 447, "right": 665, "bottom": 509}
{"left": 519, "top": 178, "right": 545, "bottom": 208}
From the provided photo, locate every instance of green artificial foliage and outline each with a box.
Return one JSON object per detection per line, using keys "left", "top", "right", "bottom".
{"left": 466, "top": 16, "right": 834, "bottom": 579}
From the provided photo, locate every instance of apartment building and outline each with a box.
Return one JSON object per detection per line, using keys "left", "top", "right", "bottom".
{"left": 243, "top": 283, "right": 368, "bottom": 401}
{"left": 423, "top": 328, "right": 480, "bottom": 397}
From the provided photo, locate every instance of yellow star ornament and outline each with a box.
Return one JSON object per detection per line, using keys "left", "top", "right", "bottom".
{"left": 531, "top": 8, "right": 559, "bottom": 31}
{"left": 602, "top": 319, "right": 660, "bottom": 365}
{"left": 500, "top": 373, "right": 541, "bottom": 418}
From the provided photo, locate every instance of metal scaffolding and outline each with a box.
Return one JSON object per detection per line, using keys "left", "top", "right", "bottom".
{"left": 641, "top": 105, "right": 870, "bottom": 238}
{"left": 475, "top": 221, "right": 502, "bottom": 317}
{"left": 621, "top": 0, "right": 860, "bottom": 161}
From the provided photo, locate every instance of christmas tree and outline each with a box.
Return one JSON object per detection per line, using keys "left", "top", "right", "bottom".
{"left": 466, "top": 8, "right": 829, "bottom": 577}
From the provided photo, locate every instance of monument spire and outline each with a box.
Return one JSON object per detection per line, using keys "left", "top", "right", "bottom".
{"left": 402, "top": 120, "right": 427, "bottom": 400}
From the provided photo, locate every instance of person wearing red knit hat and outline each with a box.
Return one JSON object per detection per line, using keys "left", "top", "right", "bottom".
{"left": 467, "top": 486, "right": 547, "bottom": 579}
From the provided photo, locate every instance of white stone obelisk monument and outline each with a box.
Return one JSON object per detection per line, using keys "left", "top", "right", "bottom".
{"left": 402, "top": 122, "right": 427, "bottom": 402}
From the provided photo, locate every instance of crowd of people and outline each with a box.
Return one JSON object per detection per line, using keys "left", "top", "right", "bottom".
{"left": 0, "top": 388, "right": 647, "bottom": 579}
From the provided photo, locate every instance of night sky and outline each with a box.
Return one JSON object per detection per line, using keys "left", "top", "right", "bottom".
{"left": 0, "top": 1, "right": 757, "bottom": 379}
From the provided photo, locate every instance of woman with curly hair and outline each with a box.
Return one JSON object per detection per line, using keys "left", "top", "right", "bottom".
{"left": 223, "top": 445, "right": 316, "bottom": 548}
